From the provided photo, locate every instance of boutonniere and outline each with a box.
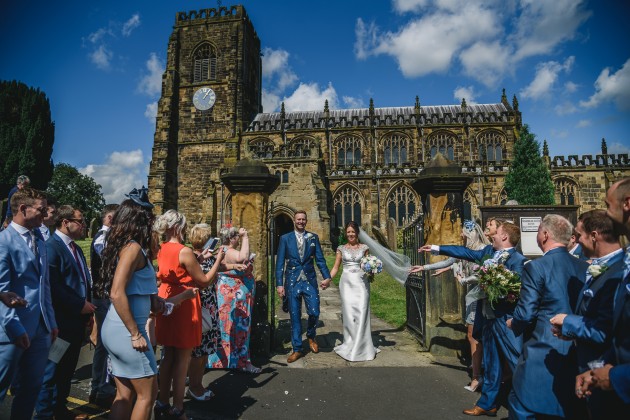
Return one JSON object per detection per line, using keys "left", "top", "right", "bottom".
{"left": 304, "top": 233, "right": 313, "bottom": 241}
{"left": 583, "top": 288, "right": 594, "bottom": 298}
{"left": 587, "top": 264, "right": 608, "bottom": 278}
{"left": 498, "top": 251, "right": 510, "bottom": 263}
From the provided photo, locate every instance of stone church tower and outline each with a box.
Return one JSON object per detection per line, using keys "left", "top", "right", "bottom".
{"left": 150, "top": 5, "right": 630, "bottom": 248}
{"left": 149, "top": 5, "right": 262, "bottom": 228}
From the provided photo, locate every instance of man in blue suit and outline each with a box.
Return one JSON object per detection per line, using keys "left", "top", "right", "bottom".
{"left": 35, "top": 205, "right": 95, "bottom": 420}
{"left": 0, "top": 187, "right": 57, "bottom": 419}
{"left": 276, "top": 210, "right": 331, "bottom": 363}
{"left": 576, "top": 177, "right": 630, "bottom": 412}
{"left": 507, "top": 214, "right": 589, "bottom": 419}
{"left": 550, "top": 210, "right": 624, "bottom": 418}
{"left": 421, "top": 222, "right": 527, "bottom": 417}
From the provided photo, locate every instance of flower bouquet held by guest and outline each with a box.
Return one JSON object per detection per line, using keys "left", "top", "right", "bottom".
{"left": 410, "top": 220, "right": 490, "bottom": 393}
{"left": 99, "top": 188, "right": 162, "bottom": 420}
{"left": 208, "top": 226, "right": 261, "bottom": 373}
{"left": 153, "top": 210, "right": 225, "bottom": 420}
{"left": 187, "top": 224, "right": 247, "bottom": 401}
{"left": 330, "top": 221, "right": 381, "bottom": 362}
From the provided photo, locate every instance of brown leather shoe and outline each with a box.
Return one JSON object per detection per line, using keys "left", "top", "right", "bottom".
{"left": 463, "top": 406, "right": 497, "bottom": 417}
{"left": 287, "top": 351, "right": 303, "bottom": 363}
{"left": 308, "top": 338, "right": 319, "bottom": 353}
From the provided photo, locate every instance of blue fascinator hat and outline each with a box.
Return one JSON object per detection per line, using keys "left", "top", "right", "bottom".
{"left": 463, "top": 219, "right": 476, "bottom": 232}
{"left": 126, "top": 186, "right": 154, "bottom": 209}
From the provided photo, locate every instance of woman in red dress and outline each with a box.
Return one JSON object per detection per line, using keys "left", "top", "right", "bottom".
{"left": 153, "top": 210, "right": 224, "bottom": 420}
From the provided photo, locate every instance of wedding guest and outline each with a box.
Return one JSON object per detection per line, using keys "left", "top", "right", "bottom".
{"left": 411, "top": 220, "right": 490, "bottom": 392}
{"left": 550, "top": 210, "right": 624, "bottom": 418}
{"left": 576, "top": 178, "right": 630, "bottom": 413}
{"left": 568, "top": 228, "right": 586, "bottom": 260}
{"left": 186, "top": 224, "right": 239, "bottom": 401}
{"left": 420, "top": 222, "right": 527, "bottom": 416}
{"left": 38, "top": 194, "right": 57, "bottom": 240}
{"left": 2, "top": 174, "right": 30, "bottom": 228}
{"left": 208, "top": 226, "right": 260, "bottom": 373}
{"left": 507, "top": 214, "right": 588, "bottom": 419}
{"left": 153, "top": 210, "right": 225, "bottom": 420}
{"left": 98, "top": 189, "right": 160, "bottom": 419}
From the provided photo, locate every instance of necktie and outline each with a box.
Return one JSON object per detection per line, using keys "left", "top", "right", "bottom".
{"left": 297, "top": 233, "right": 305, "bottom": 258}
{"left": 70, "top": 241, "right": 88, "bottom": 288}
{"left": 29, "top": 230, "right": 39, "bottom": 259}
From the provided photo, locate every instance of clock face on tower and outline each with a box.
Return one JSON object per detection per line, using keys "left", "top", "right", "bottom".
{"left": 193, "top": 87, "right": 216, "bottom": 110}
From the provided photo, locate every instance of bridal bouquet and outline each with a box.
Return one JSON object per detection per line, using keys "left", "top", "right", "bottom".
{"left": 475, "top": 261, "right": 521, "bottom": 308}
{"left": 360, "top": 255, "right": 383, "bottom": 278}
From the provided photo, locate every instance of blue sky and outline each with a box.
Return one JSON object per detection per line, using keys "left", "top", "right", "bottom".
{"left": 1, "top": 0, "right": 629, "bottom": 203}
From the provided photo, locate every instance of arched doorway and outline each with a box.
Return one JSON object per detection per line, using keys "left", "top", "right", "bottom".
{"left": 273, "top": 213, "right": 294, "bottom": 255}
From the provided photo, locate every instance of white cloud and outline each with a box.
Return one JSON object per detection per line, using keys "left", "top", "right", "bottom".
{"left": 138, "top": 53, "right": 164, "bottom": 96}
{"left": 355, "top": 0, "right": 591, "bottom": 87}
{"left": 580, "top": 58, "right": 630, "bottom": 111}
{"left": 122, "top": 14, "right": 141, "bottom": 37}
{"left": 576, "top": 119, "right": 591, "bottom": 128}
{"left": 511, "top": 0, "right": 591, "bottom": 62}
{"left": 283, "top": 82, "right": 339, "bottom": 112}
{"left": 608, "top": 142, "right": 630, "bottom": 155}
{"left": 262, "top": 47, "right": 298, "bottom": 92}
{"left": 342, "top": 95, "right": 365, "bottom": 108}
{"left": 144, "top": 102, "right": 158, "bottom": 121}
{"left": 554, "top": 101, "right": 578, "bottom": 116}
{"left": 564, "top": 81, "right": 579, "bottom": 93}
{"left": 520, "top": 57, "right": 575, "bottom": 100}
{"left": 87, "top": 28, "right": 111, "bottom": 45}
{"left": 262, "top": 88, "right": 281, "bottom": 113}
{"left": 79, "top": 150, "right": 147, "bottom": 204}
{"left": 453, "top": 86, "right": 477, "bottom": 104}
{"left": 89, "top": 45, "right": 113, "bottom": 70}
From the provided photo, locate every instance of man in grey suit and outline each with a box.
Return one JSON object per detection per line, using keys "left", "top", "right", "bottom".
{"left": 508, "top": 214, "right": 589, "bottom": 419}
{"left": 0, "top": 187, "right": 57, "bottom": 419}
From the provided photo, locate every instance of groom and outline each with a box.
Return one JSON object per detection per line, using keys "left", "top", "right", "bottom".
{"left": 276, "top": 210, "right": 331, "bottom": 363}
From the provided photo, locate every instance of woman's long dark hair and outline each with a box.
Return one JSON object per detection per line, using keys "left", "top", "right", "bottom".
{"left": 97, "top": 199, "right": 155, "bottom": 297}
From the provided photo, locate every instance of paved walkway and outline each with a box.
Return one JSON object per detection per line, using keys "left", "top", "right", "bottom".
{"left": 269, "top": 280, "right": 435, "bottom": 368}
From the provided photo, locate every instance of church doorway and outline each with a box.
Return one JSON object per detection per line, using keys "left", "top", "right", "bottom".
{"left": 273, "top": 213, "right": 294, "bottom": 255}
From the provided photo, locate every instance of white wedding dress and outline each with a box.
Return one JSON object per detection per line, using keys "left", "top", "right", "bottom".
{"left": 334, "top": 244, "right": 380, "bottom": 362}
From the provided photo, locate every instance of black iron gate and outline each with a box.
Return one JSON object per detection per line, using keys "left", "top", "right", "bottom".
{"left": 267, "top": 203, "right": 276, "bottom": 349}
{"left": 402, "top": 212, "right": 426, "bottom": 347}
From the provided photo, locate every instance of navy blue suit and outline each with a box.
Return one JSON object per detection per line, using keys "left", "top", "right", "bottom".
{"left": 0, "top": 224, "right": 56, "bottom": 419}
{"left": 439, "top": 245, "right": 527, "bottom": 411}
{"left": 509, "top": 247, "right": 588, "bottom": 418}
{"left": 602, "top": 250, "right": 630, "bottom": 406}
{"left": 276, "top": 231, "right": 330, "bottom": 352}
{"left": 35, "top": 233, "right": 91, "bottom": 418}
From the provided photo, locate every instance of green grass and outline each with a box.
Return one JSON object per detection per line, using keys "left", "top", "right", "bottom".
{"left": 76, "top": 239, "right": 92, "bottom": 264}
{"left": 326, "top": 255, "right": 407, "bottom": 329}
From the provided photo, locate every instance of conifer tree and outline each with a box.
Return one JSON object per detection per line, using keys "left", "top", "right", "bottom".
{"left": 504, "top": 125, "right": 555, "bottom": 205}
{"left": 0, "top": 80, "right": 55, "bottom": 196}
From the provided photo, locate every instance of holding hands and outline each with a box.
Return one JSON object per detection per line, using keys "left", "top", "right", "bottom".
{"left": 575, "top": 364, "right": 614, "bottom": 398}
{"left": 0, "top": 291, "right": 28, "bottom": 308}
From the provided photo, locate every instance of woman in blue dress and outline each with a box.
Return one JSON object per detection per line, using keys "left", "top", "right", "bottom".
{"left": 99, "top": 188, "right": 164, "bottom": 420}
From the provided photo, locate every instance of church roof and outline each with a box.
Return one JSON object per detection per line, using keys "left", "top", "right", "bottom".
{"left": 246, "top": 103, "right": 512, "bottom": 132}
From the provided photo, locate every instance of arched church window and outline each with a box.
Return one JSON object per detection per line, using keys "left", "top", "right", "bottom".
{"left": 554, "top": 178, "right": 579, "bottom": 206}
{"left": 248, "top": 139, "right": 274, "bottom": 159}
{"left": 335, "top": 135, "right": 363, "bottom": 168}
{"left": 499, "top": 189, "right": 508, "bottom": 205}
{"left": 282, "top": 170, "right": 289, "bottom": 183}
{"left": 193, "top": 43, "right": 218, "bottom": 83}
{"left": 427, "top": 131, "right": 456, "bottom": 161}
{"left": 382, "top": 135, "right": 409, "bottom": 165}
{"left": 334, "top": 185, "right": 362, "bottom": 227}
{"left": 289, "top": 137, "right": 313, "bottom": 157}
{"left": 386, "top": 184, "right": 419, "bottom": 227}
{"left": 223, "top": 194, "right": 232, "bottom": 226}
{"left": 477, "top": 131, "right": 505, "bottom": 162}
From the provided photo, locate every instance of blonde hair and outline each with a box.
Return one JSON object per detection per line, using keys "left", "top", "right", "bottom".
{"left": 153, "top": 209, "right": 187, "bottom": 242}
{"left": 190, "top": 223, "right": 213, "bottom": 250}
{"left": 220, "top": 226, "right": 238, "bottom": 245}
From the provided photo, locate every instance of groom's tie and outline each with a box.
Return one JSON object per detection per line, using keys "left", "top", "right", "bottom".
{"left": 297, "top": 233, "right": 305, "bottom": 259}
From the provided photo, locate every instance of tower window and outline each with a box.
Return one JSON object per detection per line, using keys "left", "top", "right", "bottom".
{"left": 193, "top": 44, "right": 217, "bottom": 83}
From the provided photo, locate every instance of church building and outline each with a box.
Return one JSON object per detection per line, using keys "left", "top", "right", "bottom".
{"left": 148, "top": 5, "right": 630, "bottom": 248}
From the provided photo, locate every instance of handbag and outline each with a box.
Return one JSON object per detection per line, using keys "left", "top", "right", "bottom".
{"left": 201, "top": 306, "right": 213, "bottom": 333}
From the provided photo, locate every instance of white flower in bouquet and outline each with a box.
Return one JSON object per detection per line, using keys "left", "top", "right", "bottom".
{"left": 360, "top": 255, "right": 383, "bottom": 275}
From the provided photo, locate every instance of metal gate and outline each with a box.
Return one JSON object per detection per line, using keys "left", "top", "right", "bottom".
{"left": 402, "top": 212, "right": 426, "bottom": 347}
{"left": 267, "top": 203, "right": 276, "bottom": 348}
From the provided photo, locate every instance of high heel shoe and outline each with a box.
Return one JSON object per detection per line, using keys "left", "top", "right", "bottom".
{"left": 464, "top": 377, "right": 482, "bottom": 392}
{"left": 153, "top": 401, "right": 171, "bottom": 419}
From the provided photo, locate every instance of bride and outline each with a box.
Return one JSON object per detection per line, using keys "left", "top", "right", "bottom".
{"left": 330, "top": 221, "right": 380, "bottom": 362}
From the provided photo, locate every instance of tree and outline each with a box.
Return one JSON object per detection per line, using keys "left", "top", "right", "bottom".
{"left": 504, "top": 125, "right": 555, "bottom": 205}
{"left": 47, "top": 163, "right": 105, "bottom": 223}
{"left": 0, "top": 80, "right": 55, "bottom": 197}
